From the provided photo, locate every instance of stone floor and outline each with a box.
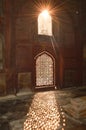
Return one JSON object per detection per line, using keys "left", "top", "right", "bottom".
{"left": 0, "top": 87, "right": 86, "bottom": 130}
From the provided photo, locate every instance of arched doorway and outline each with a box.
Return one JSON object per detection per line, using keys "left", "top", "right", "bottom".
{"left": 35, "top": 51, "right": 55, "bottom": 88}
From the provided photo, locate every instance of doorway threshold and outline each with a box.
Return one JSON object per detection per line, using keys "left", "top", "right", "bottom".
{"left": 35, "top": 85, "right": 55, "bottom": 92}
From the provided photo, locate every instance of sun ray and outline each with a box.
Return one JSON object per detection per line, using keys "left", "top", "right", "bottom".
{"left": 31, "top": 0, "right": 70, "bottom": 24}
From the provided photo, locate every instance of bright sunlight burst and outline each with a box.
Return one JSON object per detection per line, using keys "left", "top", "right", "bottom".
{"left": 38, "top": 9, "right": 52, "bottom": 36}
{"left": 41, "top": 10, "right": 49, "bottom": 18}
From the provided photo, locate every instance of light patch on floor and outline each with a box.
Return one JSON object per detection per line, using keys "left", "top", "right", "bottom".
{"left": 24, "top": 91, "right": 66, "bottom": 130}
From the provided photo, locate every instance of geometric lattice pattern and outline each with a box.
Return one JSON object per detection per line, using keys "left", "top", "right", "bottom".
{"left": 36, "top": 53, "right": 54, "bottom": 86}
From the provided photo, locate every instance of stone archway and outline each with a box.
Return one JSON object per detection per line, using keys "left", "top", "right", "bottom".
{"left": 35, "top": 51, "right": 55, "bottom": 88}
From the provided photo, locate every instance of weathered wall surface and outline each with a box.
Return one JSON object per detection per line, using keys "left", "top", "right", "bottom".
{"left": 0, "top": 0, "right": 85, "bottom": 95}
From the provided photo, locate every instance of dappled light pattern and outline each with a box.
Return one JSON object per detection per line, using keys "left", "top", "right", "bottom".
{"left": 24, "top": 91, "right": 66, "bottom": 130}
{"left": 36, "top": 53, "right": 54, "bottom": 86}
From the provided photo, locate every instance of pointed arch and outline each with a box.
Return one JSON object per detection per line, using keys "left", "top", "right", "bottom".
{"left": 35, "top": 51, "right": 55, "bottom": 87}
{"left": 38, "top": 11, "right": 52, "bottom": 36}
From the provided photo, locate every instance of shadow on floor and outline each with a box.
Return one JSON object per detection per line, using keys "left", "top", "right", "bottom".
{"left": 0, "top": 92, "right": 35, "bottom": 130}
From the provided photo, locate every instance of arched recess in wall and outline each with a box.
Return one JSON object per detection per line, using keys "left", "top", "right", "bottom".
{"left": 35, "top": 51, "right": 55, "bottom": 88}
{"left": 38, "top": 10, "right": 52, "bottom": 36}
{"left": 0, "top": 34, "right": 4, "bottom": 70}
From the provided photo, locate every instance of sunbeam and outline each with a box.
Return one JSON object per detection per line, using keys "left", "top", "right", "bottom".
{"left": 32, "top": 0, "right": 71, "bottom": 24}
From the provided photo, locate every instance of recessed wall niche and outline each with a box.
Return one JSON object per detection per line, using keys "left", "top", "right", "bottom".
{"left": 0, "top": 73, "right": 6, "bottom": 95}
{"left": 18, "top": 72, "right": 31, "bottom": 91}
{"left": 0, "top": 35, "right": 4, "bottom": 70}
{"left": 0, "top": 0, "right": 4, "bottom": 17}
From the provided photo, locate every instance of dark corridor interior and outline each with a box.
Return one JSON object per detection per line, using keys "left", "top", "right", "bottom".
{"left": 0, "top": 0, "right": 86, "bottom": 95}
{"left": 0, "top": 0, "right": 86, "bottom": 130}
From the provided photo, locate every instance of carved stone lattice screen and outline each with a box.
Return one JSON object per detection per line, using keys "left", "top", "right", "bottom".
{"left": 36, "top": 53, "right": 54, "bottom": 87}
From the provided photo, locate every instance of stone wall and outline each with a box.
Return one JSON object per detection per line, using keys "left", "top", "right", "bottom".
{"left": 0, "top": 73, "right": 6, "bottom": 95}
{"left": 18, "top": 72, "right": 32, "bottom": 91}
{"left": 83, "top": 45, "right": 86, "bottom": 85}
